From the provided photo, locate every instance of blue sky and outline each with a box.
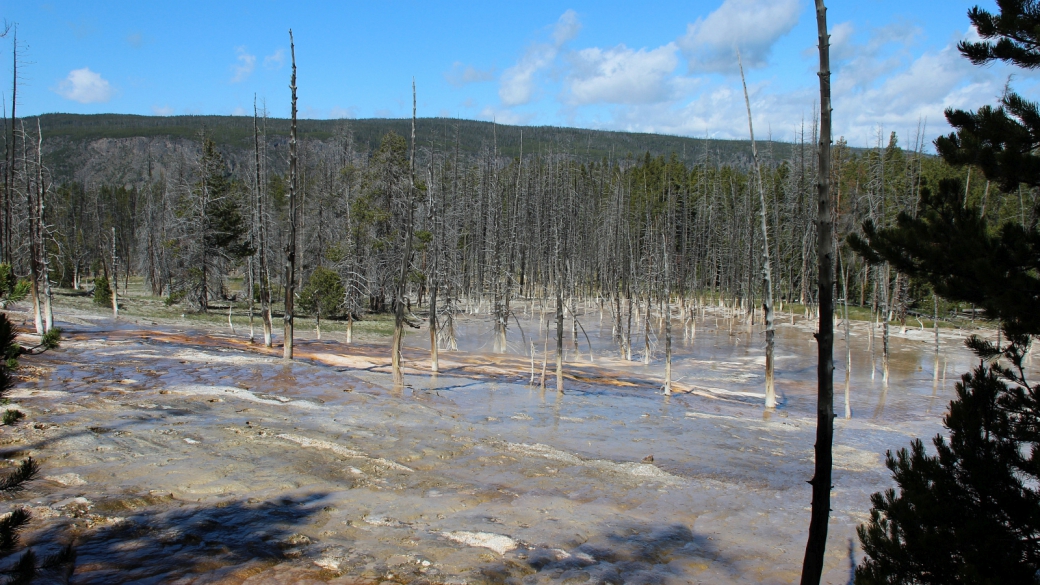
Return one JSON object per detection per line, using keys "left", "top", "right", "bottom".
{"left": 0, "top": 0, "right": 1029, "bottom": 147}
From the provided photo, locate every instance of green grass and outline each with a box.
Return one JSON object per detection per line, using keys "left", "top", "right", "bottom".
{"left": 49, "top": 276, "right": 399, "bottom": 340}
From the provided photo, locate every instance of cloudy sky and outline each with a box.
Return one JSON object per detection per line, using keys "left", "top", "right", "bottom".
{"left": 1, "top": 0, "right": 1031, "bottom": 148}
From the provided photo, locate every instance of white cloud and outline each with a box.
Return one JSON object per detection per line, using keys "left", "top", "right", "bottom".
{"left": 828, "top": 22, "right": 856, "bottom": 62}
{"left": 54, "top": 68, "right": 114, "bottom": 104}
{"left": 151, "top": 105, "right": 174, "bottom": 116}
{"left": 231, "top": 106, "right": 248, "bottom": 116}
{"left": 572, "top": 25, "right": 1011, "bottom": 152}
{"left": 231, "top": 47, "right": 256, "bottom": 83}
{"left": 833, "top": 39, "right": 996, "bottom": 145}
{"left": 500, "top": 46, "right": 555, "bottom": 106}
{"left": 679, "top": 0, "right": 801, "bottom": 73}
{"left": 445, "top": 62, "right": 495, "bottom": 87}
{"left": 828, "top": 22, "right": 924, "bottom": 92}
{"left": 499, "top": 10, "right": 582, "bottom": 106}
{"left": 264, "top": 49, "right": 285, "bottom": 70}
{"left": 479, "top": 106, "right": 535, "bottom": 125}
{"left": 565, "top": 43, "right": 679, "bottom": 105}
{"left": 553, "top": 9, "right": 582, "bottom": 46}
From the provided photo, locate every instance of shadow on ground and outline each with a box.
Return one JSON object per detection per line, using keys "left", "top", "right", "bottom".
{"left": 477, "top": 521, "right": 734, "bottom": 585}
{"left": 24, "top": 492, "right": 331, "bottom": 584}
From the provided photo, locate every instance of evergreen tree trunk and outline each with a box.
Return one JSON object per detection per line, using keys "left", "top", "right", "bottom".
{"left": 801, "top": 2, "right": 835, "bottom": 582}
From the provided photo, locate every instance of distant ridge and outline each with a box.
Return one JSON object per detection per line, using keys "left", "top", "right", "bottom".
{"left": 31, "top": 113, "right": 800, "bottom": 162}
{"left": 20, "top": 113, "right": 837, "bottom": 186}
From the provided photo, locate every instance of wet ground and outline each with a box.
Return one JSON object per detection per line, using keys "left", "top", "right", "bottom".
{"left": 0, "top": 302, "right": 997, "bottom": 584}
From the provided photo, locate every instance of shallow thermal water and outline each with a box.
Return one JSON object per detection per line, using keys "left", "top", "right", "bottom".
{"left": 0, "top": 303, "right": 997, "bottom": 584}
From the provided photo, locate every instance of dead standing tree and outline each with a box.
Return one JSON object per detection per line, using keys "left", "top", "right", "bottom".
{"left": 254, "top": 98, "right": 273, "bottom": 347}
{"left": 391, "top": 80, "right": 418, "bottom": 385}
{"left": 738, "top": 52, "right": 777, "bottom": 408}
{"left": 110, "top": 226, "right": 118, "bottom": 317}
{"left": 284, "top": 30, "right": 298, "bottom": 360}
{"left": 801, "top": 0, "right": 835, "bottom": 583}
{"left": 22, "top": 120, "right": 54, "bottom": 333}
{"left": 5, "top": 25, "right": 17, "bottom": 265}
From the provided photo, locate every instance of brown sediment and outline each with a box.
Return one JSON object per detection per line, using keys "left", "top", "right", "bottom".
{"left": 66, "top": 327, "right": 679, "bottom": 394}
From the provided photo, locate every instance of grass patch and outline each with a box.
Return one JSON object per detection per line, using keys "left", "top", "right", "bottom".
{"left": 48, "top": 276, "right": 401, "bottom": 340}
{"left": 2, "top": 409, "right": 24, "bottom": 425}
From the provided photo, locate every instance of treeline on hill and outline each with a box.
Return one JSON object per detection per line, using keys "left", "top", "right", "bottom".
{"left": 33, "top": 113, "right": 800, "bottom": 169}
{"left": 1, "top": 114, "right": 1033, "bottom": 353}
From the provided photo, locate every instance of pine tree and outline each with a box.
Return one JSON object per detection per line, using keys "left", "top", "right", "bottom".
{"left": 936, "top": 0, "right": 1040, "bottom": 193}
{"left": 299, "top": 267, "right": 345, "bottom": 339}
{"left": 851, "top": 2, "right": 1040, "bottom": 582}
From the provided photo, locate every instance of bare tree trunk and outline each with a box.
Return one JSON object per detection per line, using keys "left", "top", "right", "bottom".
{"left": 882, "top": 265, "right": 892, "bottom": 384}
{"left": 6, "top": 29, "right": 17, "bottom": 265}
{"left": 739, "top": 52, "right": 777, "bottom": 409}
{"left": 111, "top": 227, "right": 119, "bottom": 318}
{"left": 254, "top": 100, "right": 273, "bottom": 348}
{"left": 392, "top": 79, "right": 418, "bottom": 385}
{"left": 36, "top": 121, "right": 52, "bottom": 332}
{"left": 556, "top": 276, "right": 564, "bottom": 393}
{"left": 283, "top": 30, "right": 298, "bottom": 360}
{"left": 841, "top": 252, "right": 851, "bottom": 419}
{"left": 247, "top": 255, "right": 255, "bottom": 342}
{"left": 933, "top": 293, "right": 940, "bottom": 386}
{"left": 430, "top": 284, "right": 439, "bottom": 373}
{"left": 429, "top": 164, "right": 441, "bottom": 373}
{"left": 663, "top": 240, "right": 672, "bottom": 396}
{"left": 625, "top": 282, "right": 633, "bottom": 361}
{"left": 25, "top": 122, "right": 42, "bottom": 333}
{"left": 643, "top": 298, "right": 652, "bottom": 365}
{"left": 801, "top": 2, "right": 834, "bottom": 583}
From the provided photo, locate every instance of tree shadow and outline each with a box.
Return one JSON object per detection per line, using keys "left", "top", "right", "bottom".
{"left": 480, "top": 521, "right": 739, "bottom": 585}
{"left": 20, "top": 492, "right": 331, "bottom": 584}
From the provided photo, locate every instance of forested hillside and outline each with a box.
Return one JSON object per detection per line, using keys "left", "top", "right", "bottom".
{"left": 33, "top": 114, "right": 804, "bottom": 187}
